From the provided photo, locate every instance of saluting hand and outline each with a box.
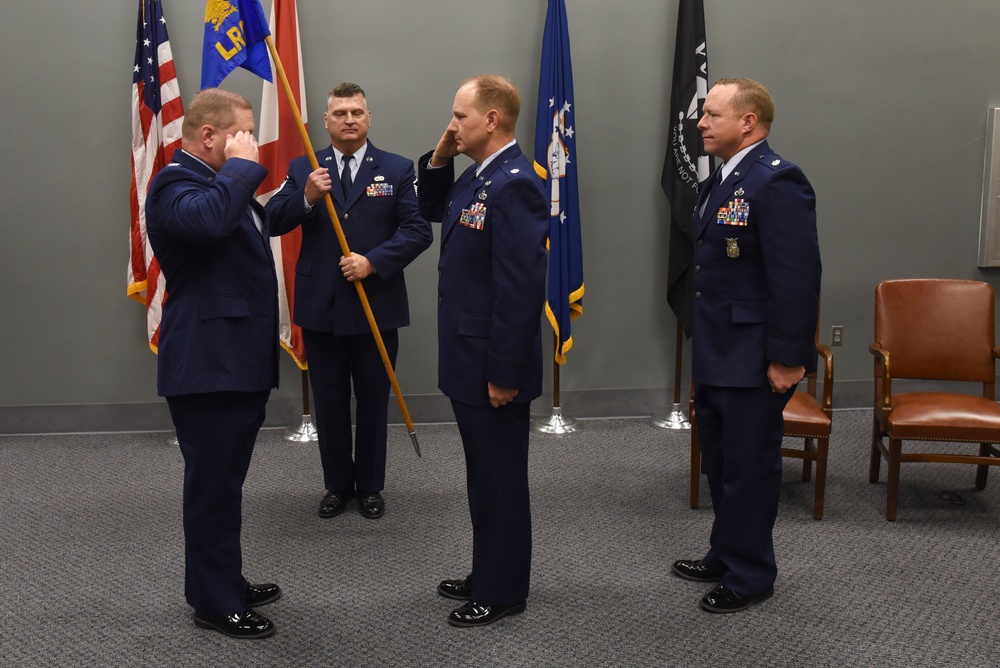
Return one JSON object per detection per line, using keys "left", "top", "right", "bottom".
{"left": 430, "top": 127, "right": 459, "bottom": 166}
{"left": 225, "top": 130, "right": 259, "bottom": 163}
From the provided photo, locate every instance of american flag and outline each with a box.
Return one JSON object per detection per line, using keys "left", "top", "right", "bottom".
{"left": 256, "top": 0, "right": 309, "bottom": 369}
{"left": 128, "top": 0, "right": 184, "bottom": 352}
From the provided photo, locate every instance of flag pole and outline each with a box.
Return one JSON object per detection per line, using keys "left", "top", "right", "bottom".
{"left": 531, "top": 332, "right": 580, "bottom": 435}
{"left": 262, "top": 36, "right": 420, "bottom": 457}
{"left": 283, "top": 369, "right": 318, "bottom": 442}
{"left": 650, "top": 319, "right": 691, "bottom": 429}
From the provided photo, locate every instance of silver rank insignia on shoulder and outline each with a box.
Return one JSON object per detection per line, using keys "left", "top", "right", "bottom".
{"left": 771, "top": 159, "right": 781, "bottom": 166}
{"left": 374, "top": 175, "right": 385, "bottom": 182}
{"left": 511, "top": 168, "right": 520, "bottom": 174}
{"left": 726, "top": 237, "right": 740, "bottom": 258}
{"left": 734, "top": 187, "right": 744, "bottom": 196}
{"left": 479, "top": 191, "right": 488, "bottom": 200}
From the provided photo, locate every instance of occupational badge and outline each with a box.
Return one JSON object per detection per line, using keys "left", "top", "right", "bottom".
{"left": 374, "top": 175, "right": 385, "bottom": 182}
{"left": 726, "top": 237, "right": 740, "bottom": 258}
{"left": 479, "top": 191, "right": 488, "bottom": 201}
{"left": 734, "top": 187, "right": 744, "bottom": 196}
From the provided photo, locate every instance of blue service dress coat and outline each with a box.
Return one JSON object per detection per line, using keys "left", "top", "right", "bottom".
{"left": 691, "top": 140, "right": 821, "bottom": 598}
{"left": 264, "top": 141, "right": 432, "bottom": 335}
{"left": 417, "top": 144, "right": 548, "bottom": 406}
{"left": 418, "top": 143, "right": 548, "bottom": 606}
{"left": 147, "top": 149, "right": 279, "bottom": 396}
{"left": 145, "top": 148, "right": 279, "bottom": 616}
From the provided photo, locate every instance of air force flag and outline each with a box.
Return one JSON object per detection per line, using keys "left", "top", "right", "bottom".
{"left": 534, "top": 0, "right": 584, "bottom": 365}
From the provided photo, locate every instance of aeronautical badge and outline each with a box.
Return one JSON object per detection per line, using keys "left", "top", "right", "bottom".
{"left": 734, "top": 187, "right": 745, "bottom": 196}
{"left": 726, "top": 237, "right": 740, "bottom": 258}
{"left": 771, "top": 159, "right": 781, "bottom": 166}
{"left": 374, "top": 175, "right": 385, "bottom": 182}
{"left": 478, "top": 191, "right": 488, "bottom": 201}
{"left": 460, "top": 202, "right": 487, "bottom": 230}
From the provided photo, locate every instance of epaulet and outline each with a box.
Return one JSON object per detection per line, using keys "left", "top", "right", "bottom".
{"left": 500, "top": 160, "right": 528, "bottom": 178}
{"left": 757, "top": 154, "right": 786, "bottom": 171}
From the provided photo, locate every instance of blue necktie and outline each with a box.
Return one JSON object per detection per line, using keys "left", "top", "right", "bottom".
{"left": 340, "top": 154, "right": 353, "bottom": 198}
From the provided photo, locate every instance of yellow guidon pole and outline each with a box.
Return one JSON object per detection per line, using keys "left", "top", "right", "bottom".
{"left": 263, "top": 36, "right": 420, "bottom": 457}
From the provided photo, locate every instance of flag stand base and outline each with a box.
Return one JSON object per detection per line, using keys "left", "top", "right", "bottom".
{"left": 164, "top": 432, "right": 178, "bottom": 446}
{"left": 532, "top": 407, "right": 580, "bottom": 436}
{"left": 284, "top": 414, "right": 318, "bottom": 443}
{"left": 650, "top": 403, "right": 691, "bottom": 430}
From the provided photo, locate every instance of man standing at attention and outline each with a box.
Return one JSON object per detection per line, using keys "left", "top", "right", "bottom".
{"left": 418, "top": 75, "right": 549, "bottom": 627}
{"left": 266, "top": 83, "right": 431, "bottom": 520}
{"left": 672, "top": 78, "right": 821, "bottom": 613}
{"left": 146, "top": 88, "right": 282, "bottom": 638}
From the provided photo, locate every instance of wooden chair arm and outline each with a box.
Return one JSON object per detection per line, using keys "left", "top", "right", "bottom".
{"left": 869, "top": 342, "right": 893, "bottom": 418}
{"left": 815, "top": 341, "right": 834, "bottom": 412}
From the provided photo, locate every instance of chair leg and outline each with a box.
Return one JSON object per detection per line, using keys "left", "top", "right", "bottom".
{"left": 869, "top": 417, "right": 882, "bottom": 483}
{"left": 812, "top": 436, "right": 828, "bottom": 520}
{"left": 976, "top": 443, "right": 990, "bottom": 489}
{"left": 886, "top": 437, "right": 901, "bottom": 521}
{"left": 802, "top": 437, "right": 814, "bottom": 482}
{"left": 690, "top": 429, "right": 701, "bottom": 509}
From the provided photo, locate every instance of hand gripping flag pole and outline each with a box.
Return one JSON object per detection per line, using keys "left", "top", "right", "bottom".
{"left": 262, "top": 38, "right": 420, "bottom": 456}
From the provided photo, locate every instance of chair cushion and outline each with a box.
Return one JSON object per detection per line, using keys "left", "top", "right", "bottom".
{"left": 887, "top": 392, "right": 1000, "bottom": 442}
{"left": 782, "top": 391, "right": 831, "bottom": 438}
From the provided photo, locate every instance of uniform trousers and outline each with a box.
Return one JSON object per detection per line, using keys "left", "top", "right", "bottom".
{"left": 303, "top": 328, "right": 398, "bottom": 495}
{"left": 167, "top": 389, "right": 270, "bottom": 615}
{"left": 694, "top": 383, "right": 792, "bottom": 597}
{"left": 451, "top": 400, "right": 532, "bottom": 605}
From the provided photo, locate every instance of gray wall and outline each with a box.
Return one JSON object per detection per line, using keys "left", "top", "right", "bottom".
{"left": 2, "top": 1, "right": 1000, "bottom": 433}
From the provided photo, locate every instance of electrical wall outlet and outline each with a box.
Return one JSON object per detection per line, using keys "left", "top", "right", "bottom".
{"left": 831, "top": 325, "right": 845, "bottom": 346}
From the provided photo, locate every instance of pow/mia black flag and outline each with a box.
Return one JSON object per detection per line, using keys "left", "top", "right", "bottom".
{"left": 661, "top": 0, "right": 708, "bottom": 337}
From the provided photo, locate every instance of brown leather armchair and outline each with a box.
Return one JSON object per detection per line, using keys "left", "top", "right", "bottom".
{"left": 689, "top": 325, "right": 834, "bottom": 520}
{"left": 869, "top": 279, "right": 1000, "bottom": 521}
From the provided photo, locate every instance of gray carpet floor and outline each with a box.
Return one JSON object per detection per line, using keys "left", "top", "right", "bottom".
{"left": 1, "top": 409, "right": 999, "bottom": 667}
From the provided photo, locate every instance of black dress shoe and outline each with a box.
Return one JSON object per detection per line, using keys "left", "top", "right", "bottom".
{"left": 244, "top": 582, "right": 281, "bottom": 607}
{"left": 357, "top": 491, "right": 385, "bottom": 519}
{"left": 193, "top": 610, "right": 275, "bottom": 638}
{"left": 437, "top": 576, "right": 472, "bottom": 600}
{"left": 700, "top": 584, "right": 773, "bottom": 613}
{"left": 672, "top": 559, "right": 724, "bottom": 583}
{"left": 448, "top": 600, "right": 526, "bottom": 627}
{"left": 318, "top": 491, "right": 351, "bottom": 518}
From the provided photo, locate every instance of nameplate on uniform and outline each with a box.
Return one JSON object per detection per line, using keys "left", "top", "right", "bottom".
{"left": 716, "top": 198, "right": 750, "bottom": 226}
{"left": 460, "top": 202, "right": 487, "bottom": 230}
{"left": 366, "top": 182, "right": 394, "bottom": 197}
